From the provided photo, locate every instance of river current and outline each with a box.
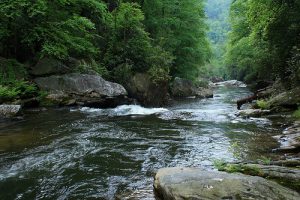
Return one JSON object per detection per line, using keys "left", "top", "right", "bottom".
{"left": 0, "top": 86, "right": 282, "bottom": 199}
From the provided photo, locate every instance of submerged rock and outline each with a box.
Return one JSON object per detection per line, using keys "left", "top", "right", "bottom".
{"left": 154, "top": 167, "right": 299, "bottom": 200}
{"left": 171, "top": 77, "right": 213, "bottom": 98}
{"left": 0, "top": 105, "right": 22, "bottom": 118}
{"left": 35, "top": 73, "right": 129, "bottom": 107}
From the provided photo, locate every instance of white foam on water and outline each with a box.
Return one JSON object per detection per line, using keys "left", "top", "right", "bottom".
{"left": 75, "top": 105, "right": 169, "bottom": 116}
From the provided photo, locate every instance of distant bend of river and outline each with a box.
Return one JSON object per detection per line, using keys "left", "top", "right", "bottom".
{"left": 0, "top": 86, "right": 283, "bottom": 200}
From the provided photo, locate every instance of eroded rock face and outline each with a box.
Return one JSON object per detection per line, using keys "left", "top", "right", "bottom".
{"left": 0, "top": 105, "right": 21, "bottom": 118}
{"left": 35, "top": 73, "right": 129, "bottom": 107}
{"left": 154, "top": 167, "right": 299, "bottom": 200}
{"left": 171, "top": 77, "right": 213, "bottom": 98}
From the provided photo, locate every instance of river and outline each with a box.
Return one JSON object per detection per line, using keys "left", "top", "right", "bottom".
{"left": 0, "top": 86, "right": 284, "bottom": 199}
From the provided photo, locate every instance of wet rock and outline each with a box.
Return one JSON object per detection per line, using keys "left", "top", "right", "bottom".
{"left": 273, "top": 121, "right": 300, "bottom": 153}
{"left": 126, "top": 73, "right": 170, "bottom": 107}
{"left": 0, "top": 105, "right": 22, "bottom": 118}
{"left": 210, "top": 80, "right": 247, "bottom": 88}
{"left": 30, "top": 57, "right": 73, "bottom": 76}
{"left": 235, "top": 109, "right": 271, "bottom": 118}
{"left": 35, "top": 73, "right": 129, "bottom": 107}
{"left": 171, "top": 77, "right": 213, "bottom": 98}
{"left": 154, "top": 167, "right": 299, "bottom": 200}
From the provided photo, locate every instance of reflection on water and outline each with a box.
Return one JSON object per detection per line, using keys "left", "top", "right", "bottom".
{"left": 0, "top": 87, "right": 281, "bottom": 199}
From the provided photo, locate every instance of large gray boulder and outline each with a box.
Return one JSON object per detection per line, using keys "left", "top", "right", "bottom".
{"left": 154, "top": 167, "right": 299, "bottom": 200}
{"left": 35, "top": 73, "right": 129, "bottom": 107}
{"left": 0, "top": 105, "right": 21, "bottom": 118}
{"left": 171, "top": 77, "right": 213, "bottom": 98}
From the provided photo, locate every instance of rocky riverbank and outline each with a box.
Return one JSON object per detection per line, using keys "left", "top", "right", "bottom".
{"left": 1, "top": 57, "right": 215, "bottom": 119}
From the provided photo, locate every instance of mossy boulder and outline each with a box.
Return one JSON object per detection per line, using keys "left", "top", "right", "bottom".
{"left": 126, "top": 73, "right": 170, "bottom": 106}
{"left": 267, "top": 87, "right": 300, "bottom": 112}
{"left": 170, "top": 77, "right": 213, "bottom": 98}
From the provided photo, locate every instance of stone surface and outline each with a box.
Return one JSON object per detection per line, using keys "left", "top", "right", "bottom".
{"left": 0, "top": 105, "right": 22, "bottom": 118}
{"left": 171, "top": 77, "right": 213, "bottom": 98}
{"left": 154, "top": 167, "right": 299, "bottom": 200}
{"left": 126, "top": 73, "right": 170, "bottom": 106}
{"left": 35, "top": 73, "right": 129, "bottom": 107}
{"left": 220, "top": 163, "right": 300, "bottom": 190}
{"left": 30, "top": 57, "right": 72, "bottom": 76}
{"left": 273, "top": 121, "right": 300, "bottom": 153}
{"left": 235, "top": 109, "right": 271, "bottom": 118}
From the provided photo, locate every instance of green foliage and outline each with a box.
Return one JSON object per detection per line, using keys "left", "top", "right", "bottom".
{"left": 0, "top": 58, "right": 27, "bottom": 84}
{"left": 111, "top": 63, "right": 133, "bottom": 85}
{"left": 258, "top": 156, "right": 272, "bottom": 165}
{"left": 147, "top": 46, "right": 173, "bottom": 85}
{"left": 0, "top": 80, "right": 38, "bottom": 102}
{"left": 77, "top": 59, "right": 109, "bottom": 77}
{"left": 142, "top": 0, "right": 211, "bottom": 80}
{"left": 225, "top": 0, "right": 300, "bottom": 87}
{"left": 215, "top": 163, "right": 263, "bottom": 176}
{"left": 205, "top": 0, "right": 231, "bottom": 77}
{"left": 228, "top": 141, "right": 243, "bottom": 159}
{"left": 104, "top": 3, "right": 153, "bottom": 73}
{"left": 0, "top": 0, "right": 212, "bottom": 86}
{"left": 213, "top": 159, "right": 227, "bottom": 171}
{"left": 0, "top": 0, "right": 106, "bottom": 60}
{"left": 0, "top": 85, "right": 19, "bottom": 101}
{"left": 256, "top": 100, "right": 270, "bottom": 110}
{"left": 293, "top": 108, "right": 300, "bottom": 119}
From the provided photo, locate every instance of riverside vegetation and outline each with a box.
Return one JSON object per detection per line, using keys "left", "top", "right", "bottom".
{"left": 0, "top": 0, "right": 211, "bottom": 107}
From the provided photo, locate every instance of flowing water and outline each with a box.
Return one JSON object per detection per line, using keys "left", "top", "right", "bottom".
{"left": 0, "top": 86, "right": 284, "bottom": 199}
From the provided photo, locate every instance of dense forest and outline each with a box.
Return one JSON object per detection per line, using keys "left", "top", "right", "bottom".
{"left": 225, "top": 0, "right": 300, "bottom": 88}
{"left": 205, "top": 0, "right": 231, "bottom": 78}
{"left": 0, "top": 0, "right": 211, "bottom": 99}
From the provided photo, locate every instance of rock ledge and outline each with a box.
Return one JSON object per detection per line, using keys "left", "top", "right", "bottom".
{"left": 154, "top": 167, "right": 299, "bottom": 200}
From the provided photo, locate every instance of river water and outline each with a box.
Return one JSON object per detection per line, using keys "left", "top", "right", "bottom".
{"left": 0, "top": 86, "right": 283, "bottom": 199}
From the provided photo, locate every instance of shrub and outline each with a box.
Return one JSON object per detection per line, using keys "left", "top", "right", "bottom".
{"left": 0, "top": 81, "right": 38, "bottom": 102}
{"left": 257, "top": 100, "right": 270, "bottom": 110}
{"left": 77, "top": 59, "right": 109, "bottom": 78}
{"left": 293, "top": 108, "right": 300, "bottom": 119}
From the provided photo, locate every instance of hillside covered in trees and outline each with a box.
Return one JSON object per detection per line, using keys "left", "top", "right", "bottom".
{"left": 0, "top": 0, "right": 211, "bottom": 101}
{"left": 225, "top": 0, "right": 300, "bottom": 88}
